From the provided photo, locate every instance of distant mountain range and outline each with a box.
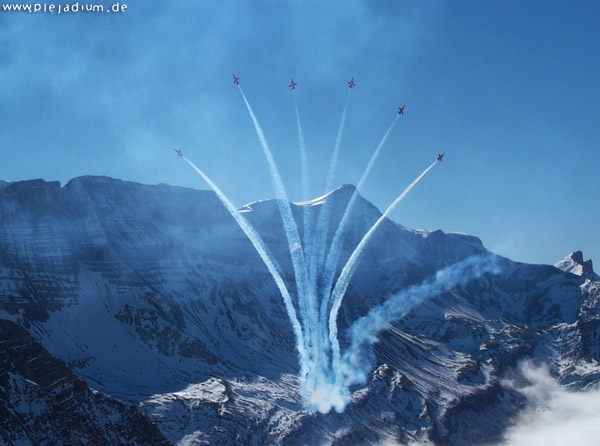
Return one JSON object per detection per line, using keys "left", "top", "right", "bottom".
{"left": 1, "top": 176, "right": 598, "bottom": 445}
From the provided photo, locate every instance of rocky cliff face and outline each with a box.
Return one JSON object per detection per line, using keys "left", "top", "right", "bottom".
{"left": 0, "top": 319, "right": 170, "bottom": 446}
{"left": 0, "top": 176, "right": 598, "bottom": 445}
{"left": 555, "top": 250, "right": 600, "bottom": 282}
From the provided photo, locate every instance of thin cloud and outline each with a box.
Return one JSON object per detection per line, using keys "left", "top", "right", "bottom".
{"left": 501, "top": 362, "right": 600, "bottom": 446}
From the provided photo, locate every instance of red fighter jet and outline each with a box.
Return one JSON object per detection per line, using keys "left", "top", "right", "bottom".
{"left": 398, "top": 106, "right": 405, "bottom": 115}
{"left": 348, "top": 77, "right": 355, "bottom": 88}
{"left": 174, "top": 149, "right": 183, "bottom": 158}
{"left": 437, "top": 153, "right": 445, "bottom": 162}
{"left": 232, "top": 74, "right": 240, "bottom": 85}
{"left": 289, "top": 78, "right": 297, "bottom": 90}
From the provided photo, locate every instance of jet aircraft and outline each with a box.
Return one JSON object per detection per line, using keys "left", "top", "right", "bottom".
{"left": 232, "top": 74, "right": 240, "bottom": 85}
{"left": 437, "top": 153, "right": 445, "bottom": 162}
{"left": 348, "top": 77, "right": 355, "bottom": 88}
{"left": 398, "top": 106, "right": 405, "bottom": 115}
{"left": 289, "top": 79, "right": 297, "bottom": 90}
{"left": 175, "top": 149, "right": 183, "bottom": 158}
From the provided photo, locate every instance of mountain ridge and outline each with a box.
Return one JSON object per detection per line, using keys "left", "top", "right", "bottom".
{"left": 0, "top": 175, "right": 598, "bottom": 445}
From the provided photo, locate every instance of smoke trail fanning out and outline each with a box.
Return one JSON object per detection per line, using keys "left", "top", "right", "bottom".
{"left": 316, "top": 253, "right": 502, "bottom": 414}
{"left": 237, "top": 86, "right": 321, "bottom": 394}
{"left": 182, "top": 157, "right": 308, "bottom": 378}
{"left": 320, "top": 115, "right": 399, "bottom": 324}
{"left": 178, "top": 79, "right": 480, "bottom": 417}
{"left": 327, "top": 160, "right": 438, "bottom": 380}
{"left": 308, "top": 90, "right": 352, "bottom": 300}
{"left": 294, "top": 96, "right": 318, "bottom": 395}
{"left": 293, "top": 92, "right": 310, "bottom": 203}
{"left": 293, "top": 92, "right": 315, "bottom": 295}
{"left": 325, "top": 90, "right": 351, "bottom": 193}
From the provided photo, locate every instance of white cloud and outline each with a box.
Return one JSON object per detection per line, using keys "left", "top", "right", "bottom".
{"left": 501, "top": 362, "right": 600, "bottom": 446}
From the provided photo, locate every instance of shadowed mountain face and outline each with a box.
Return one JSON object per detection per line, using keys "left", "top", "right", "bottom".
{"left": 0, "top": 176, "right": 598, "bottom": 445}
{"left": 0, "top": 319, "right": 170, "bottom": 446}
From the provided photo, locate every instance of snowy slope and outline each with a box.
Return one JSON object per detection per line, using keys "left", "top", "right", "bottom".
{"left": 0, "top": 177, "right": 599, "bottom": 445}
{"left": 0, "top": 319, "right": 170, "bottom": 445}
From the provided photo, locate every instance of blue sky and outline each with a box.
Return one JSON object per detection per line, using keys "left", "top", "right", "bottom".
{"left": 1, "top": 0, "right": 599, "bottom": 267}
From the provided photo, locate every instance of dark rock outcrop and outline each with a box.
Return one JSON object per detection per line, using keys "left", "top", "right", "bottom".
{"left": 0, "top": 319, "right": 171, "bottom": 446}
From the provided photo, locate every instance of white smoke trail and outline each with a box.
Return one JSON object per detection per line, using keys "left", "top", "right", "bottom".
{"left": 325, "top": 90, "right": 351, "bottom": 193}
{"left": 293, "top": 92, "right": 310, "bottom": 204}
{"left": 292, "top": 89, "right": 323, "bottom": 394}
{"left": 328, "top": 160, "right": 438, "bottom": 382}
{"left": 301, "top": 90, "right": 353, "bottom": 397}
{"left": 341, "top": 253, "right": 502, "bottom": 388}
{"left": 311, "top": 253, "right": 502, "bottom": 414}
{"left": 182, "top": 156, "right": 308, "bottom": 378}
{"left": 320, "top": 116, "right": 399, "bottom": 326}
{"left": 308, "top": 90, "right": 352, "bottom": 299}
{"left": 293, "top": 92, "right": 315, "bottom": 289}
{"left": 311, "top": 115, "right": 398, "bottom": 401}
{"left": 237, "top": 86, "right": 318, "bottom": 384}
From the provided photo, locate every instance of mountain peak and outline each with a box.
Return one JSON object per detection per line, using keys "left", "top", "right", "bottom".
{"left": 555, "top": 251, "right": 599, "bottom": 281}
{"left": 293, "top": 184, "right": 357, "bottom": 207}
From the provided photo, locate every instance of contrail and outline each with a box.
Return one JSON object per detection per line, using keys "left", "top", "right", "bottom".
{"left": 320, "top": 115, "right": 399, "bottom": 327}
{"left": 237, "top": 86, "right": 316, "bottom": 366}
{"left": 293, "top": 91, "right": 315, "bottom": 289}
{"left": 340, "top": 254, "right": 502, "bottom": 389}
{"left": 182, "top": 77, "right": 465, "bottom": 415}
{"left": 293, "top": 88, "right": 323, "bottom": 394}
{"left": 325, "top": 90, "right": 351, "bottom": 193}
{"left": 182, "top": 156, "right": 308, "bottom": 377}
{"left": 328, "top": 160, "right": 438, "bottom": 382}
{"left": 307, "top": 254, "right": 502, "bottom": 414}
{"left": 308, "top": 89, "right": 352, "bottom": 298}
{"left": 304, "top": 89, "right": 352, "bottom": 390}
{"left": 293, "top": 92, "right": 311, "bottom": 204}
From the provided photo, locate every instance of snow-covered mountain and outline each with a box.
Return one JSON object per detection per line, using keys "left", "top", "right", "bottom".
{"left": 0, "top": 319, "right": 170, "bottom": 445}
{"left": 555, "top": 250, "right": 599, "bottom": 282}
{"left": 0, "top": 176, "right": 598, "bottom": 445}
